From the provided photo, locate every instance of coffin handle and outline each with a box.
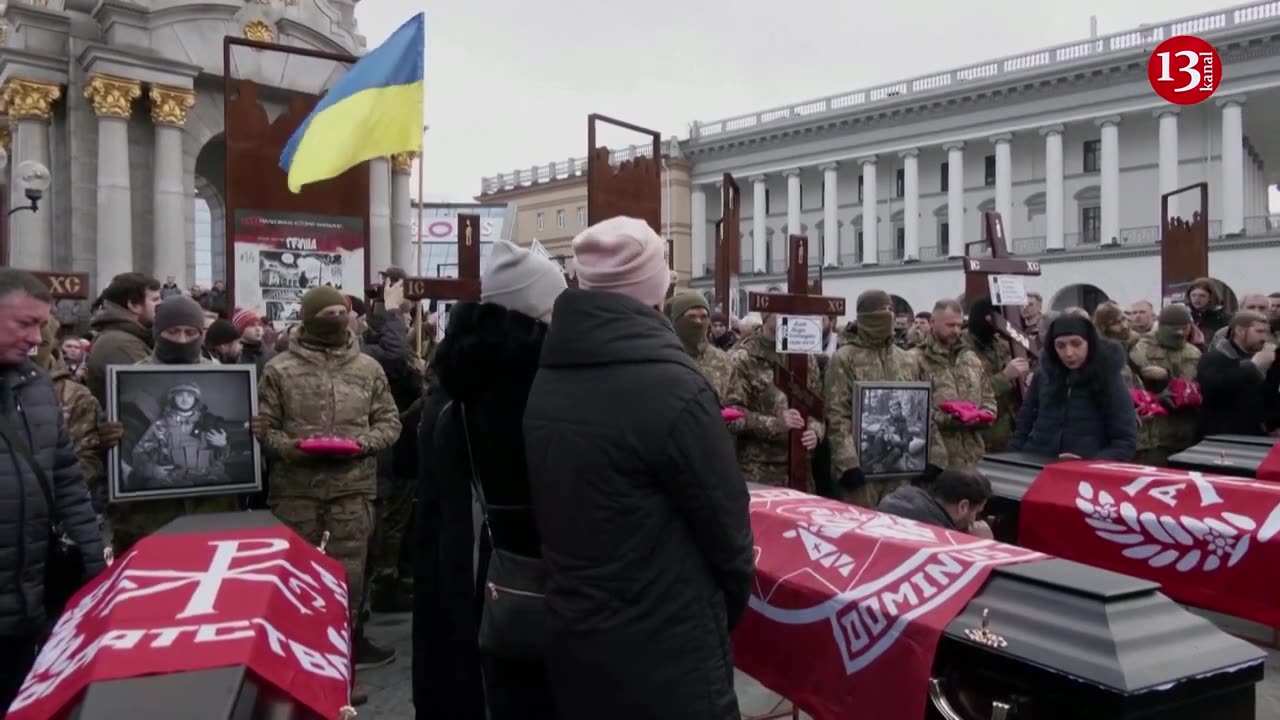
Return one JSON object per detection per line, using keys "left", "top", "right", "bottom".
{"left": 928, "top": 678, "right": 1015, "bottom": 720}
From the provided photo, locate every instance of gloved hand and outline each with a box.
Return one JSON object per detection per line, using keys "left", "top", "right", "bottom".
{"left": 98, "top": 422, "right": 124, "bottom": 449}
{"left": 277, "top": 440, "right": 314, "bottom": 464}
{"left": 838, "top": 467, "right": 866, "bottom": 492}
{"left": 917, "top": 464, "right": 943, "bottom": 485}
{"left": 966, "top": 410, "right": 997, "bottom": 426}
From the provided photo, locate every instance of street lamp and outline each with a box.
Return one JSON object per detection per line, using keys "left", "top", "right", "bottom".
{"left": 0, "top": 146, "right": 51, "bottom": 216}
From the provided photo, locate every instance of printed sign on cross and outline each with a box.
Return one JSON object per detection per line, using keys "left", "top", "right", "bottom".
{"left": 747, "top": 235, "right": 846, "bottom": 491}
{"left": 403, "top": 213, "right": 481, "bottom": 349}
{"left": 963, "top": 212, "right": 1041, "bottom": 362}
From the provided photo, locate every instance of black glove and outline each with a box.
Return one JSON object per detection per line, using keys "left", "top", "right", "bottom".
{"left": 838, "top": 467, "right": 867, "bottom": 492}
{"left": 916, "top": 464, "right": 943, "bottom": 486}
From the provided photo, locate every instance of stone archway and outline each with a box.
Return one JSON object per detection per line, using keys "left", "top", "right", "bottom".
{"left": 890, "top": 294, "right": 913, "bottom": 317}
{"left": 1051, "top": 283, "right": 1110, "bottom": 315}
{"left": 194, "top": 134, "right": 227, "bottom": 287}
{"left": 1205, "top": 277, "right": 1240, "bottom": 314}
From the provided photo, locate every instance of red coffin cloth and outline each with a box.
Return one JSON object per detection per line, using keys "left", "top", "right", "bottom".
{"left": 735, "top": 488, "right": 1043, "bottom": 720}
{"left": 1020, "top": 461, "right": 1280, "bottom": 628}
{"left": 1259, "top": 441, "right": 1280, "bottom": 484}
{"left": 7, "top": 526, "right": 353, "bottom": 720}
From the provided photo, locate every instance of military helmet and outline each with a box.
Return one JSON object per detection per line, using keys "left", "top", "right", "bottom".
{"left": 168, "top": 382, "right": 201, "bottom": 399}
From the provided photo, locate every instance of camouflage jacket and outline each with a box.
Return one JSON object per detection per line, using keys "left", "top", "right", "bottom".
{"left": 1129, "top": 336, "right": 1202, "bottom": 451}
{"left": 258, "top": 334, "right": 402, "bottom": 499}
{"left": 51, "top": 366, "right": 105, "bottom": 508}
{"left": 824, "top": 324, "right": 924, "bottom": 479}
{"left": 131, "top": 406, "right": 229, "bottom": 487}
{"left": 909, "top": 335, "right": 996, "bottom": 470}
{"left": 724, "top": 332, "right": 824, "bottom": 488}
{"left": 690, "top": 342, "right": 734, "bottom": 406}
{"left": 961, "top": 333, "right": 1018, "bottom": 452}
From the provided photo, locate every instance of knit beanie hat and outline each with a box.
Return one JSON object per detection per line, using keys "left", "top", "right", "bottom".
{"left": 232, "top": 308, "right": 261, "bottom": 335}
{"left": 668, "top": 291, "right": 708, "bottom": 321}
{"left": 856, "top": 289, "right": 893, "bottom": 314}
{"left": 1158, "top": 303, "right": 1192, "bottom": 327}
{"left": 206, "top": 319, "right": 240, "bottom": 346}
{"left": 300, "top": 286, "right": 346, "bottom": 321}
{"left": 481, "top": 240, "right": 567, "bottom": 322}
{"left": 571, "top": 216, "right": 670, "bottom": 309}
{"left": 153, "top": 296, "right": 206, "bottom": 338}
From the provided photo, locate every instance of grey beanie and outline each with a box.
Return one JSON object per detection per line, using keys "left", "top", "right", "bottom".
{"left": 481, "top": 240, "right": 567, "bottom": 322}
{"left": 154, "top": 296, "right": 206, "bottom": 338}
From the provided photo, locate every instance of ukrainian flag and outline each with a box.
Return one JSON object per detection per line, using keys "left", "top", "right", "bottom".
{"left": 280, "top": 13, "right": 425, "bottom": 193}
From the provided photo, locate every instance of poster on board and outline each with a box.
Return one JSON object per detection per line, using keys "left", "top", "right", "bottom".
{"left": 233, "top": 210, "right": 366, "bottom": 323}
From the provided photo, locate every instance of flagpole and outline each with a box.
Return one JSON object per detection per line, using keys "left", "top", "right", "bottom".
{"left": 415, "top": 123, "right": 427, "bottom": 357}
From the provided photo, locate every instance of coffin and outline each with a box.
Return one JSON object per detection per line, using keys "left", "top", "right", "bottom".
{"left": 10, "top": 511, "right": 354, "bottom": 720}
{"left": 1167, "top": 434, "right": 1277, "bottom": 479}
{"left": 738, "top": 484, "right": 1264, "bottom": 720}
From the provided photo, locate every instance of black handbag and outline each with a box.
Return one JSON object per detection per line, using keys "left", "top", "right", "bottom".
{"left": 458, "top": 402, "right": 548, "bottom": 659}
{"left": 0, "top": 414, "right": 86, "bottom": 617}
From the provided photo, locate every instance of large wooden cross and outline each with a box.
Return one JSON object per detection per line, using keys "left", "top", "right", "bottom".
{"left": 963, "top": 211, "right": 1041, "bottom": 361}
{"left": 747, "top": 234, "right": 846, "bottom": 491}
{"left": 403, "top": 213, "right": 481, "bottom": 352}
{"left": 715, "top": 173, "right": 741, "bottom": 321}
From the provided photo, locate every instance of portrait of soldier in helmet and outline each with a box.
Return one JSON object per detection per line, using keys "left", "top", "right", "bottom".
{"left": 857, "top": 382, "right": 931, "bottom": 478}
{"left": 128, "top": 381, "right": 230, "bottom": 489}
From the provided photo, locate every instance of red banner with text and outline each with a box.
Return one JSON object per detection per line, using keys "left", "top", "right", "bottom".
{"left": 735, "top": 488, "right": 1043, "bottom": 720}
{"left": 6, "top": 526, "right": 352, "bottom": 720}
{"left": 1020, "top": 461, "right": 1280, "bottom": 627}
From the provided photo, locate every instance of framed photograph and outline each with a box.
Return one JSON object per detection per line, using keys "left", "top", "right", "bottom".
{"left": 106, "top": 365, "right": 262, "bottom": 503}
{"left": 854, "top": 381, "right": 932, "bottom": 479}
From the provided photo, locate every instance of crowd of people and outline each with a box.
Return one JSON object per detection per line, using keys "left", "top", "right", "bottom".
{"left": 0, "top": 220, "right": 1277, "bottom": 718}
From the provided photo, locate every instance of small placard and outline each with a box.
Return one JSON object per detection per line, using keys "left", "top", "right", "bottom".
{"left": 987, "top": 274, "right": 1028, "bottom": 306}
{"left": 776, "top": 315, "right": 824, "bottom": 354}
{"left": 435, "top": 300, "right": 455, "bottom": 342}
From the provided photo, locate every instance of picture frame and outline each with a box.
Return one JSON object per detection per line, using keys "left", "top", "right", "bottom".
{"left": 106, "top": 364, "right": 262, "bottom": 503}
{"left": 853, "top": 381, "right": 932, "bottom": 480}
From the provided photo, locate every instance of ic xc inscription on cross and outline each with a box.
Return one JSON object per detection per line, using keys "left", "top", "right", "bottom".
{"left": 402, "top": 213, "right": 482, "bottom": 352}
{"left": 747, "top": 234, "right": 846, "bottom": 491}
{"left": 963, "top": 211, "right": 1042, "bottom": 361}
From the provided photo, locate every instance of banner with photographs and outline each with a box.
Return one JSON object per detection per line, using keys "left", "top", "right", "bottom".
{"left": 233, "top": 210, "right": 366, "bottom": 322}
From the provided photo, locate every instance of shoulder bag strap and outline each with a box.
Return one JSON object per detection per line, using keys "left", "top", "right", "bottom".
{"left": 0, "top": 413, "right": 59, "bottom": 523}
{"left": 455, "top": 401, "right": 498, "bottom": 549}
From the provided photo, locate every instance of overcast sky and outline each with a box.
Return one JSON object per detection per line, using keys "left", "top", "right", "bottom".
{"left": 354, "top": 0, "right": 1253, "bottom": 203}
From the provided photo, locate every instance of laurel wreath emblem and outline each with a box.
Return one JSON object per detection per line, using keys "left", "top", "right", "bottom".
{"left": 1075, "top": 481, "right": 1255, "bottom": 572}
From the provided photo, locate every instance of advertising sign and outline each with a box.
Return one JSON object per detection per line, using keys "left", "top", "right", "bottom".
{"left": 233, "top": 210, "right": 365, "bottom": 322}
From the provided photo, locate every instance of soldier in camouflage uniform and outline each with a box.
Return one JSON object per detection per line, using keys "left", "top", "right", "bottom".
{"left": 961, "top": 298, "right": 1030, "bottom": 452}
{"left": 669, "top": 291, "right": 735, "bottom": 404}
{"left": 725, "top": 309, "right": 823, "bottom": 489}
{"left": 825, "top": 290, "right": 928, "bottom": 507}
{"left": 253, "top": 285, "right": 402, "bottom": 673}
{"left": 130, "top": 383, "right": 229, "bottom": 488}
{"left": 1130, "top": 304, "right": 1202, "bottom": 465}
{"left": 909, "top": 300, "right": 997, "bottom": 470}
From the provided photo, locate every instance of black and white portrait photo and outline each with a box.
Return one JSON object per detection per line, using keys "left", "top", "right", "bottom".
{"left": 855, "top": 381, "right": 931, "bottom": 478}
{"left": 106, "top": 365, "right": 262, "bottom": 502}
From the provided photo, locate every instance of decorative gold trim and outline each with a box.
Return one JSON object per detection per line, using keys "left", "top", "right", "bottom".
{"left": 0, "top": 126, "right": 10, "bottom": 152}
{"left": 391, "top": 151, "right": 416, "bottom": 174}
{"left": 0, "top": 23, "right": 9, "bottom": 46}
{"left": 963, "top": 608, "right": 1008, "bottom": 649}
{"left": 244, "top": 19, "right": 274, "bottom": 42}
{"left": 149, "top": 85, "right": 196, "bottom": 126}
{"left": 83, "top": 74, "right": 141, "bottom": 119}
{"left": 1, "top": 78, "right": 62, "bottom": 121}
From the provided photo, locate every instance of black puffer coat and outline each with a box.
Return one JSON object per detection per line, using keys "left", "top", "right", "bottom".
{"left": 523, "top": 289, "right": 755, "bottom": 720}
{"left": 0, "top": 361, "right": 106, "bottom": 634}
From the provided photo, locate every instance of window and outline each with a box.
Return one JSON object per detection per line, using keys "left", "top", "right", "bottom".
{"left": 895, "top": 169, "right": 905, "bottom": 198}
{"left": 536, "top": 212, "right": 544, "bottom": 231}
{"left": 193, "top": 197, "right": 213, "bottom": 288}
{"left": 856, "top": 230, "right": 864, "bottom": 262}
{"left": 858, "top": 176, "right": 864, "bottom": 203}
{"left": 940, "top": 162, "right": 949, "bottom": 192}
{"left": 577, "top": 206, "right": 585, "bottom": 226}
{"left": 765, "top": 189, "right": 771, "bottom": 214}
{"left": 1083, "top": 140, "right": 1101, "bottom": 173}
{"left": 984, "top": 155, "right": 996, "bottom": 187}
{"left": 556, "top": 209, "right": 565, "bottom": 229}
{"left": 820, "top": 179, "right": 825, "bottom": 208}
{"left": 895, "top": 226, "right": 906, "bottom": 259}
{"left": 1081, "top": 205, "right": 1101, "bottom": 243}
{"left": 939, "top": 221, "right": 950, "bottom": 250}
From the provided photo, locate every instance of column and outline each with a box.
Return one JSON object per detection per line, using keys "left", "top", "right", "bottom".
{"left": 784, "top": 168, "right": 801, "bottom": 236}
{"left": 1156, "top": 109, "right": 1180, "bottom": 221}
{"left": 690, "top": 184, "right": 707, "bottom": 278}
{"left": 819, "top": 163, "right": 838, "bottom": 267}
{"left": 368, "top": 157, "right": 392, "bottom": 275}
{"left": 944, "top": 142, "right": 965, "bottom": 257}
{"left": 149, "top": 85, "right": 195, "bottom": 285}
{"left": 2, "top": 79, "right": 61, "bottom": 270}
{"left": 900, "top": 149, "right": 919, "bottom": 261}
{"left": 86, "top": 74, "right": 141, "bottom": 285}
{"left": 751, "top": 175, "right": 767, "bottom": 273}
{"left": 1040, "top": 125, "right": 1064, "bottom": 251}
{"left": 390, "top": 152, "right": 414, "bottom": 269}
{"left": 1219, "top": 97, "right": 1245, "bottom": 235}
{"left": 859, "top": 157, "right": 878, "bottom": 265}
{"left": 1096, "top": 116, "right": 1120, "bottom": 246}
{"left": 990, "top": 133, "right": 1013, "bottom": 228}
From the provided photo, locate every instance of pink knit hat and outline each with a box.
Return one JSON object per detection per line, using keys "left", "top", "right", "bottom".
{"left": 571, "top": 216, "right": 670, "bottom": 309}
{"left": 232, "top": 308, "right": 261, "bottom": 335}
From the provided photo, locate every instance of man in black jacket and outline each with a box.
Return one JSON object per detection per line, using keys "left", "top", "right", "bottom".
{"left": 0, "top": 270, "right": 106, "bottom": 712}
{"left": 878, "top": 469, "right": 994, "bottom": 537}
{"left": 1197, "top": 310, "right": 1279, "bottom": 437}
{"left": 524, "top": 217, "right": 754, "bottom": 720}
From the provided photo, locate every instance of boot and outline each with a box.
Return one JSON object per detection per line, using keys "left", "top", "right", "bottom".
{"left": 350, "top": 681, "right": 369, "bottom": 706}
{"left": 355, "top": 629, "right": 397, "bottom": 670}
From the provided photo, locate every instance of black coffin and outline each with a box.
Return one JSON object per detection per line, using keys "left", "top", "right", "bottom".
{"left": 973, "top": 451, "right": 1050, "bottom": 544}
{"left": 1167, "top": 434, "right": 1276, "bottom": 479}
{"left": 64, "top": 511, "right": 333, "bottom": 720}
{"left": 930, "top": 558, "right": 1264, "bottom": 719}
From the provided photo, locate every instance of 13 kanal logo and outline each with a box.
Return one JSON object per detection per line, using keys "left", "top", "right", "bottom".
{"left": 1148, "top": 35, "right": 1221, "bottom": 105}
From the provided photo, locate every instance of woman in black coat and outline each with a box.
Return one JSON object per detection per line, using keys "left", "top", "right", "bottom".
{"left": 1011, "top": 315, "right": 1138, "bottom": 461}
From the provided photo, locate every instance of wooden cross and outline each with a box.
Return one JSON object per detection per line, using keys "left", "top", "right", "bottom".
{"left": 715, "top": 173, "right": 742, "bottom": 321}
{"left": 403, "top": 213, "right": 481, "bottom": 352}
{"left": 29, "top": 271, "right": 90, "bottom": 300}
{"left": 747, "top": 234, "right": 847, "bottom": 491}
{"left": 963, "top": 211, "right": 1042, "bottom": 361}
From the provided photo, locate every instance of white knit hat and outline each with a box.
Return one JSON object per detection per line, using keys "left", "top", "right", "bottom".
{"left": 481, "top": 240, "right": 567, "bottom": 322}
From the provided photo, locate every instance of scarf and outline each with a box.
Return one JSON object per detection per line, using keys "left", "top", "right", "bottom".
{"left": 674, "top": 316, "right": 708, "bottom": 356}
{"left": 155, "top": 337, "right": 203, "bottom": 365}
{"left": 301, "top": 316, "right": 350, "bottom": 347}
{"left": 856, "top": 311, "right": 894, "bottom": 345}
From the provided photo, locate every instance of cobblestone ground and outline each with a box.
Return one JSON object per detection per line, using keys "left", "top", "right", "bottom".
{"left": 356, "top": 611, "right": 1280, "bottom": 719}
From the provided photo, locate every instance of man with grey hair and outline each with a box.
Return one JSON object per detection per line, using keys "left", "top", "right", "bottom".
{"left": 1211, "top": 293, "right": 1271, "bottom": 344}
{"left": 1128, "top": 300, "right": 1156, "bottom": 335}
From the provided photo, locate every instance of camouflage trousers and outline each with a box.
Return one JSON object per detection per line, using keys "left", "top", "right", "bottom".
{"left": 271, "top": 494, "right": 375, "bottom": 629}
{"left": 370, "top": 474, "right": 415, "bottom": 589}
{"left": 107, "top": 494, "right": 241, "bottom": 555}
{"left": 842, "top": 476, "right": 911, "bottom": 509}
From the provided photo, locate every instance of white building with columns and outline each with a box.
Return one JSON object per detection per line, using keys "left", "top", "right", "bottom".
{"left": 685, "top": 2, "right": 1280, "bottom": 317}
{"left": 1, "top": 0, "right": 407, "bottom": 298}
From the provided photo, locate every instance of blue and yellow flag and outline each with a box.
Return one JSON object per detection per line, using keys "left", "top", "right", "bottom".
{"left": 280, "top": 13, "right": 425, "bottom": 193}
